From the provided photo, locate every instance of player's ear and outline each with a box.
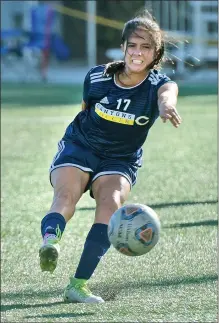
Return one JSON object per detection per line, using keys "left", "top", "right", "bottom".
{"left": 120, "top": 43, "right": 125, "bottom": 54}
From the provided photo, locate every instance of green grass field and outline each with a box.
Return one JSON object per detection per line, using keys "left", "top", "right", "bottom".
{"left": 1, "top": 83, "right": 218, "bottom": 322}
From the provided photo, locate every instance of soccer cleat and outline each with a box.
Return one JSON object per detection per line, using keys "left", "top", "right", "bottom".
{"left": 39, "top": 226, "right": 61, "bottom": 273}
{"left": 63, "top": 277, "right": 104, "bottom": 303}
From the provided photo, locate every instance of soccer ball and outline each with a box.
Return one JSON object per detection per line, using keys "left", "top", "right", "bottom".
{"left": 108, "top": 203, "right": 161, "bottom": 256}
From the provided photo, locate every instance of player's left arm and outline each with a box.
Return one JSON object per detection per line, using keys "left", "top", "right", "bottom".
{"left": 157, "top": 82, "right": 182, "bottom": 128}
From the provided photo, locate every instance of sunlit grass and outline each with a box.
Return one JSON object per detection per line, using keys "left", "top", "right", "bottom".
{"left": 1, "top": 85, "right": 217, "bottom": 322}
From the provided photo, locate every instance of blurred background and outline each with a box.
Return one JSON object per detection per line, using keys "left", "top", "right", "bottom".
{"left": 1, "top": 0, "right": 218, "bottom": 85}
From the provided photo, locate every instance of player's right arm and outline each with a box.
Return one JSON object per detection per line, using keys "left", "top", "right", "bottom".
{"left": 82, "top": 67, "right": 93, "bottom": 111}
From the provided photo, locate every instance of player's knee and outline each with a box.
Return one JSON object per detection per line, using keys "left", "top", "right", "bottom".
{"left": 96, "top": 189, "right": 123, "bottom": 210}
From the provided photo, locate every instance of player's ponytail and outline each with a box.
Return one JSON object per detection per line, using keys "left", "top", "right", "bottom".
{"left": 103, "top": 60, "right": 125, "bottom": 77}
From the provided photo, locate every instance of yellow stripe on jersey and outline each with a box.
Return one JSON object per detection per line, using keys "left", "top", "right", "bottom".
{"left": 95, "top": 103, "right": 135, "bottom": 125}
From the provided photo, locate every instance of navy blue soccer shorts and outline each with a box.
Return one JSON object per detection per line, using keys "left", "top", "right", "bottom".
{"left": 49, "top": 139, "right": 142, "bottom": 197}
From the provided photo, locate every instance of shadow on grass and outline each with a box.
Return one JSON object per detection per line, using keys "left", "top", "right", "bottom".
{"left": 77, "top": 199, "right": 218, "bottom": 212}
{"left": 164, "top": 219, "right": 218, "bottom": 228}
{"left": 1, "top": 301, "right": 64, "bottom": 311}
{"left": 149, "top": 200, "right": 218, "bottom": 209}
{"left": 94, "top": 273, "right": 218, "bottom": 301}
{"left": 1, "top": 290, "right": 64, "bottom": 304}
{"left": 1, "top": 274, "right": 217, "bottom": 305}
{"left": 25, "top": 312, "right": 94, "bottom": 319}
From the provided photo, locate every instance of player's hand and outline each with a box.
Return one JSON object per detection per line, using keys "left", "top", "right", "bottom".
{"left": 159, "top": 104, "right": 182, "bottom": 128}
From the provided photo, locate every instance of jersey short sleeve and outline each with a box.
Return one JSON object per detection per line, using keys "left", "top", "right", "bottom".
{"left": 149, "top": 70, "right": 176, "bottom": 91}
{"left": 82, "top": 65, "right": 108, "bottom": 106}
{"left": 83, "top": 70, "right": 91, "bottom": 105}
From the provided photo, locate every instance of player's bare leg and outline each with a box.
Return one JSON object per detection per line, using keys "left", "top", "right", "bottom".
{"left": 39, "top": 167, "right": 89, "bottom": 273}
{"left": 93, "top": 175, "right": 131, "bottom": 224}
{"left": 64, "top": 175, "right": 130, "bottom": 303}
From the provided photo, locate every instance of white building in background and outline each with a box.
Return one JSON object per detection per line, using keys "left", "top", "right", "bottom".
{"left": 107, "top": 1, "right": 218, "bottom": 75}
{"left": 190, "top": 1, "right": 218, "bottom": 63}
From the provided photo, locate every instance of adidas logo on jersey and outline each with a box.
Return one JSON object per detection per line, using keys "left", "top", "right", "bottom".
{"left": 100, "top": 97, "right": 109, "bottom": 104}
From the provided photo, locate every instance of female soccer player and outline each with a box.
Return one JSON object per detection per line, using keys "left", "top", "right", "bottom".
{"left": 39, "top": 9, "right": 181, "bottom": 303}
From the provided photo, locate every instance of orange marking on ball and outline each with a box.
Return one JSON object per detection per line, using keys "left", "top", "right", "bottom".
{"left": 140, "top": 228, "right": 153, "bottom": 242}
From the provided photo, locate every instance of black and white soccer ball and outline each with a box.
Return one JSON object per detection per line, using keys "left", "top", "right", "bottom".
{"left": 108, "top": 203, "right": 161, "bottom": 256}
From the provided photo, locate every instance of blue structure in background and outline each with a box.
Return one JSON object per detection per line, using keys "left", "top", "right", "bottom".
{"left": 1, "top": 2, "right": 70, "bottom": 75}
{"left": 27, "top": 2, "right": 70, "bottom": 61}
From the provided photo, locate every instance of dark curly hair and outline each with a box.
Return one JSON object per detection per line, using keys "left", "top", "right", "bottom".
{"left": 103, "top": 9, "right": 165, "bottom": 77}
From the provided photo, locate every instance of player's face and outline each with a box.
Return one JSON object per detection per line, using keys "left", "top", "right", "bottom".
{"left": 121, "top": 29, "right": 155, "bottom": 74}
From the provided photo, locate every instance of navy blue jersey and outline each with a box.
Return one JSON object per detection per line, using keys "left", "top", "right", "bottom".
{"left": 64, "top": 65, "right": 175, "bottom": 160}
